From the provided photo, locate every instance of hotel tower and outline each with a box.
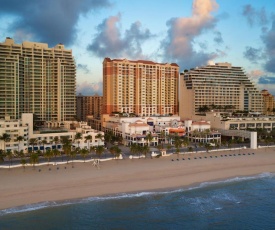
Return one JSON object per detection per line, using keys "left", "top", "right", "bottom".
{"left": 103, "top": 58, "right": 179, "bottom": 117}
{"left": 0, "top": 37, "right": 76, "bottom": 121}
{"left": 179, "top": 62, "right": 263, "bottom": 119}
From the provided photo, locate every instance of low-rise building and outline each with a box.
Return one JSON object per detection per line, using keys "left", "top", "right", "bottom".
{"left": 0, "top": 113, "right": 104, "bottom": 153}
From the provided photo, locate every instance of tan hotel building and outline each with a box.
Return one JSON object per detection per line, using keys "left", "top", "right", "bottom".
{"left": 0, "top": 37, "right": 76, "bottom": 121}
{"left": 179, "top": 62, "right": 264, "bottom": 119}
{"left": 103, "top": 58, "right": 179, "bottom": 116}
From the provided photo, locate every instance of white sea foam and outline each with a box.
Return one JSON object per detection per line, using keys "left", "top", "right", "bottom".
{"left": 1, "top": 172, "right": 274, "bottom": 216}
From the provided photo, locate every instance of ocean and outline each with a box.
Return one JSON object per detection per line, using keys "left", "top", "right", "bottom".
{"left": 0, "top": 173, "right": 274, "bottom": 230}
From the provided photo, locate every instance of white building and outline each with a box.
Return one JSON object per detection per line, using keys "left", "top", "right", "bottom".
{"left": 101, "top": 114, "right": 221, "bottom": 146}
{"left": 0, "top": 115, "right": 29, "bottom": 152}
{"left": 0, "top": 113, "right": 104, "bottom": 153}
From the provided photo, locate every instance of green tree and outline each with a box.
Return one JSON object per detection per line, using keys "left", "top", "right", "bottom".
{"left": 142, "top": 145, "right": 150, "bottom": 158}
{"left": 6, "top": 150, "right": 13, "bottom": 169}
{"left": 21, "top": 158, "right": 27, "bottom": 171}
{"left": 74, "top": 132, "right": 82, "bottom": 148}
{"left": 95, "top": 145, "right": 105, "bottom": 159}
{"left": 28, "top": 138, "right": 37, "bottom": 153}
{"left": 109, "top": 146, "right": 121, "bottom": 159}
{"left": 145, "top": 133, "right": 154, "bottom": 147}
{"left": 0, "top": 133, "right": 11, "bottom": 152}
{"left": 159, "top": 130, "right": 166, "bottom": 148}
{"left": 95, "top": 133, "right": 104, "bottom": 146}
{"left": 45, "top": 148, "right": 53, "bottom": 165}
{"left": 61, "top": 136, "right": 72, "bottom": 163}
{"left": 29, "top": 153, "right": 39, "bottom": 169}
{"left": 80, "top": 148, "right": 89, "bottom": 162}
{"left": 70, "top": 149, "right": 77, "bottom": 167}
{"left": 41, "top": 139, "right": 47, "bottom": 153}
{"left": 0, "top": 150, "right": 5, "bottom": 164}
{"left": 52, "top": 148, "right": 61, "bottom": 163}
{"left": 130, "top": 143, "right": 139, "bottom": 157}
{"left": 16, "top": 135, "right": 24, "bottom": 152}
{"left": 85, "top": 135, "right": 92, "bottom": 150}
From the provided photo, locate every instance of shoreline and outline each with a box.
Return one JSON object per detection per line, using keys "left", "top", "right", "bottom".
{"left": 1, "top": 147, "right": 275, "bottom": 211}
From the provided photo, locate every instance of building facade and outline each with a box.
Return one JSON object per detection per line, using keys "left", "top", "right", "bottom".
{"left": 0, "top": 113, "right": 104, "bottom": 153}
{"left": 261, "top": 89, "right": 275, "bottom": 115}
{"left": 0, "top": 37, "right": 76, "bottom": 121}
{"left": 179, "top": 62, "right": 263, "bottom": 119}
{"left": 103, "top": 58, "right": 179, "bottom": 117}
{"left": 76, "top": 94, "right": 102, "bottom": 121}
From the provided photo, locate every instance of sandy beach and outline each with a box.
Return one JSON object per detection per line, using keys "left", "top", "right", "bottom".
{"left": 1, "top": 147, "right": 275, "bottom": 210}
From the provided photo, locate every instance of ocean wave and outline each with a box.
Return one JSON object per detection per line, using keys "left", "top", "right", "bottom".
{"left": 190, "top": 172, "right": 275, "bottom": 190}
{"left": 1, "top": 172, "right": 274, "bottom": 216}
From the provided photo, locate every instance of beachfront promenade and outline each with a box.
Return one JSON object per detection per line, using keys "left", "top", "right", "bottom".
{"left": 0, "top": 143, "right": 273, "bottom": 169}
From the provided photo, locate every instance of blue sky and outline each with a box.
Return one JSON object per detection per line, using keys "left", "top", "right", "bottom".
{"left": 1, "top": 0, "right": 275, "bottom": 95}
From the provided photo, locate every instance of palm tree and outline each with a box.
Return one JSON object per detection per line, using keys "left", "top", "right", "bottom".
{"left": 130, "top": 143, "right": 139, "bottom": 157}
{"left": 21, "top": 158, "right": 27, "bottom": 171}
{"left": 40, "top": 139, "right": 47, "bottom": 153}
{"left": 85, "top": 135, "right": 92, "bottom": 150}
{"left": 109, "top": 146, "right": 121, "bottom": 159}
{"left": 74, "top": 132, "right": 82, "bottom": 148}
{"left": 16, "top": 135, "right": 24, "bottom": 152}
{"left": 204, "top": 143, "right": 212, "bottom": 153}
{"left": 6, "top": 150, "right": 13, "bottom": 169}
{"left": 29, "top": 153, "right": 39, "bottom": 169}
{"left": 103, "top": 130, "right": 112, "bottom": 143}
{"left": 61, "top": 136, "right": 72, "bottom": 162}
{"left": 159, "top": 130, "right": 166, "bottom": 148}
{"left": 114, "top": 146, "right": 121, "bottom": 159}
{"left": 145, "top": 133, "right": 154, "bottom": 147}
{"left": 52, "top": 148, "right": 60, "bottom": 164}
{"left": 28, "top": 138, "right": 37, "bottom": 153}
{"left": 95, "top": 145, "right": 105, "bottom": 159}
{"left": 45, "top": 148, "right": 53, "bottom": 165}
{"left": 95, "top": 133, "right": 104, "bottom": 146}
{"left": 53, "top": 136, "right": 59, "bottom": 148}
{"left": 69, "top": 149, "right": 77, "bottom": 167}
{"left": 142, "top": 145, "right": 150, "bottom": 158}
{"left": 173, "top": 135, "right": 183, "bottom": 158}
{"left": 0, "top": 133, "right": 11, "bottom": 152}
{"left": 80, "top": 148, "right": 89, "bottom": 162}
{"left": 0, "top": 150, "right": 5, "bottom": 164}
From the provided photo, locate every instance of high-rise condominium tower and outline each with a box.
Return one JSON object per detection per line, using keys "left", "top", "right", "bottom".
{"left": 179, "top": 62, "right": 263, "bottom": 119}
{"left": 103, "top": 58, "right": 179, "bottom": 116}
{"left": 0, "top": 37, "right": 76, "bottom": 121}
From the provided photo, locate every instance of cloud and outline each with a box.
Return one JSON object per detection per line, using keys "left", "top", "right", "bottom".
{"left": 243, "top": 46, "right": 263, "bottom": 64}
{"left": 77, "top": 64, "right": 90, "bottom": 74}
{"left": 76, "top": 81, "right": 103, "bottom": 96}
{"left": 87, "top": 15, "right": 155, "bottom": 59}
{"left": 242, "top": 4, "right": 268, "bottom": 27}
{"left": 258, "top": 76, "right": 275, "bottom": 84}
{"left": 161, "top": 0, "right": 220, "bottom": 69}
{"left": 214, "top": 31, "right": 223, "bottom": 44}
{"left": 262, "top": 19, "right": 275, "bottom": 73}
{"left": 0, "top": 0, "right": 111, "bottom": 46}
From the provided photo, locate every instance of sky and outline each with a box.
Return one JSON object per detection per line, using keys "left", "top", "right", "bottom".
{"left": 1, "top": 0, "right": 275, "bottom": 96}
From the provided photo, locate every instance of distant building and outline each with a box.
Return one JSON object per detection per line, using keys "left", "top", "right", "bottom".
{"left": 76, "top": 94, "right": 102, "bottom": 121}
{"left": 179, "top": 62, "right": 263, "bottom": 119}
{"left": 103, "top": 58, "right": 179, "bottom": 117}
{"left": 0, "top": 37, "right": 76, "bottom": 121}
{"left": 261, "top": 89, "right": 275, "bottom": 115}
